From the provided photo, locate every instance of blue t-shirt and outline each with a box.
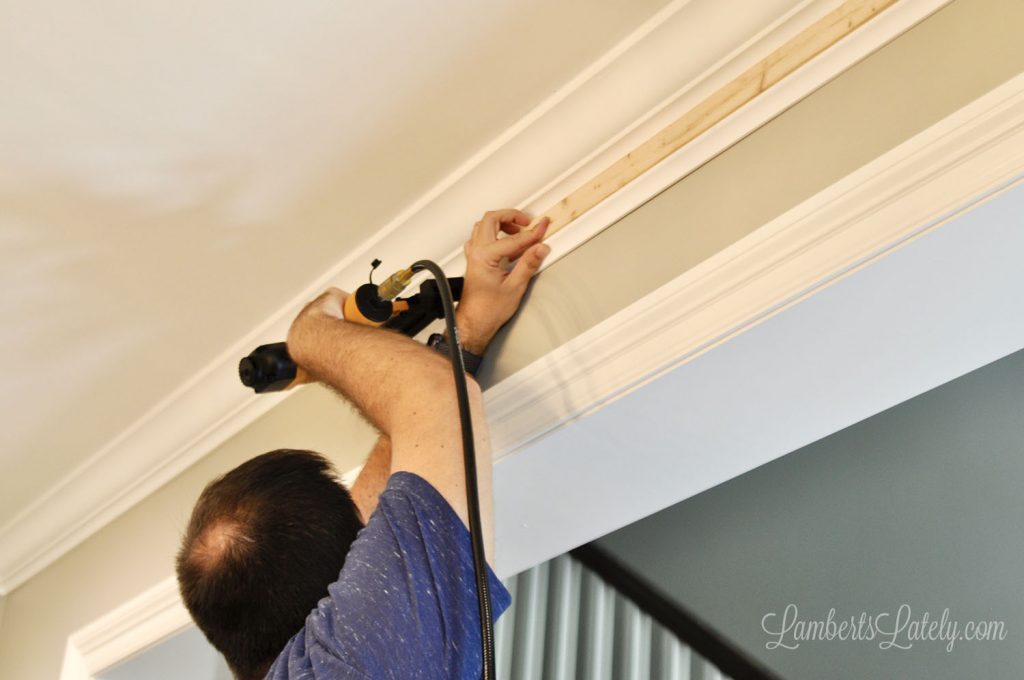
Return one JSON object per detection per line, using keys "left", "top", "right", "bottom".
{"left": 266, "top": 471, "right": 512, "bottom": 679}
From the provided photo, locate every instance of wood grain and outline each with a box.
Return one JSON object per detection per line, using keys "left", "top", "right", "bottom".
{"left": 534, "top": 0, "right": 898, "bottom": 236}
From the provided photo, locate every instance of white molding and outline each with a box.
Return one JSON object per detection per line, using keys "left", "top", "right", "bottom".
{"left": 60, "top": 576, "right": 190, "bottom": 680}
{"left": 493, "top": 77, "right": 1024, "bottom": 577}
{"left": 485, "top": 72, "right": 1024, "bottom": 461}
{"left": 54, "top": 74, "right": 1024, "bottom": 675}
{"left": 0, "top": 0, "right": 950, "bottom": 594}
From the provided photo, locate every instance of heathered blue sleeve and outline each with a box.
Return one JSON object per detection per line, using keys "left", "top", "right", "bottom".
{"left": 266, "top": 471, "right": 512, "bottom": 680}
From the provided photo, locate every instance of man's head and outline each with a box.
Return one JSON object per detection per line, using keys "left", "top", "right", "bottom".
{"left": 176, "top": 450, "right": 363, "bottom": 679}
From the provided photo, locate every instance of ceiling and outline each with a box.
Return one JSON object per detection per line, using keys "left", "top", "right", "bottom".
{"left": 0, "top": 0, "right": 670, "bottom": 525}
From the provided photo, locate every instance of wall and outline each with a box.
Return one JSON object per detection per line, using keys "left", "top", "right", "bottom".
{"left": 482, "top": 0, "right": 1024, "bottom": 385}
{"left": 1, "top": 0, "right": 1023, "bottom": 677}
{"left": 596, "top": 348, "right": 1024, "bottom": 680}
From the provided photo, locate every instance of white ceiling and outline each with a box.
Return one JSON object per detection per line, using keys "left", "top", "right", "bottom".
{"left": 0, "top": 0, "right": 670, "bottom": 525}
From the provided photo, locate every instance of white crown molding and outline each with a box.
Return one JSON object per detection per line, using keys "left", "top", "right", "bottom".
{"left": 60, "top": 576, "right": 189, "bottom": 680}
{"left": 485, "top": 72, "right": 1024, "bottom": 462}
{"left": 0, "top": 0, "right": 951, "bottom": 595}
{"left": 491, "top": 75, "right": 1024, "bottom": 578}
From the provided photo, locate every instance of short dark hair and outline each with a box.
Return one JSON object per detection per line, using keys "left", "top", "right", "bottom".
{"left": 176, "top": 450, "right": 363, "bottom": 679}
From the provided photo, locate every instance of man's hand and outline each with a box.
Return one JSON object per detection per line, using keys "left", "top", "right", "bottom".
{"left": 350, "top": 210, "right": 549, "bottom": 525}
{"left": 455, "top": 209, "right": 551, "bottom": 354}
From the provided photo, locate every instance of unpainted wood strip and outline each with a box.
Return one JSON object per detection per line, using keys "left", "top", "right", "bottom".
{"left": 534, "top": 0, "right": 898, "bottom": 236}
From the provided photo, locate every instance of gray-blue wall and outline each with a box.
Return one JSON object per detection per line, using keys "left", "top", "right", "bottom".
{"left": 596, "top": 348, "right": 1024, "bottom": 680}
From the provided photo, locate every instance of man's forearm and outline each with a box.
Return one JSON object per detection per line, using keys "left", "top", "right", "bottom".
{"left": 288, "top": 308, "right": 456, "bottom": 437}
{"left": 351, "top": 310, "right": 494, "bottom": 519}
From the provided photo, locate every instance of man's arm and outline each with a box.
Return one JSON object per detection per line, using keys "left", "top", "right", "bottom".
{"left": 289, "top": 209, "right": 550, "bottom": 561}
{"left": 347, "top": 209, "right": 550, "bottom": 523}
{"left": 386, "top": 209, "right": 550, "bottom": 560}
{"left": 288, "top": 295, "right": 454, "bottom": 436}
{"left": 349, "top": 434, "right": 391, "bottom": 524}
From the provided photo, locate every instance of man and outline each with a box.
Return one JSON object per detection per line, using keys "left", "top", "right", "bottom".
{"left": 176, "top": 209, "right": 552, "bottom": 679}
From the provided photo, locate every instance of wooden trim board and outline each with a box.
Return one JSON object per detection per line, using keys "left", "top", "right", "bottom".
{"left": 539, "top": 0, "right": 898, "bottom": 237}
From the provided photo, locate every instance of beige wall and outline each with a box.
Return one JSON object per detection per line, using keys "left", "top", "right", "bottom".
{"left": 482, "top": 0, "right": 1024, "bottom": 385}
{"left": 2, "top": 0, "right": 1023, "bottom": 677}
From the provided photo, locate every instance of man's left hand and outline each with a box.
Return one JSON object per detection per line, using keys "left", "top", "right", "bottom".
{"left": 456, "top": 209, "right": 551, "bottom": 354}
